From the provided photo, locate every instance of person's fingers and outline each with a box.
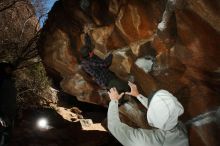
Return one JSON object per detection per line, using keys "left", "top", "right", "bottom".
{"left": 128, "top": 82, "right": 133, "bottom": 88}
{"left": 110, "top": 88, "right": 114, "bottom": 92}
{"left": 128, "top": 81, "right": 133, "bottom": 84}
{"left": 128, "top": 81, "right": 135, "bottom": 87}
{"left": 119, "top": 92, "right": 124, "bottom": 98}
{"left": 125, "top": 92, "right": 131, "bottom": 95}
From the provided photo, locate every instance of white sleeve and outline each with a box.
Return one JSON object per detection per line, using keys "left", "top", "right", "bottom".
{"left": 107, "top": 100, "right": 145, "bottom": 146}
{"left": 136, "top": 94, "right": 149, "bottom": 109}
{"left": 107, "top": 100, "right": 163, "bottom": 146}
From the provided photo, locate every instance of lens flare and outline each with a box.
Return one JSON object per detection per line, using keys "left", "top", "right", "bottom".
{"left": 37, "top": 118, "right": 48, "bottom": 129}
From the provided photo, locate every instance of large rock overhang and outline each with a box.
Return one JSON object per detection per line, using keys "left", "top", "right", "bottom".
{"left": 38, "top": 0, "right": 220, "bottom": 145}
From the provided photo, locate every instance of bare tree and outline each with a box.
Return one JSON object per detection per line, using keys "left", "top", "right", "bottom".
{"left": 0, "top": 0, "right": 55, "bottom": 110}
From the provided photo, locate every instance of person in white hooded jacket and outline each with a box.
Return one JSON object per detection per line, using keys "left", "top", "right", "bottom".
{"left": 107, "top": 81, "right": 189, "bottom": 146}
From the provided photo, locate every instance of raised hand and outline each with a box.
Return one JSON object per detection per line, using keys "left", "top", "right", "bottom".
{"left": 125, "top": 81, "right": 140, "bottom": 97}
{"left": 108, "top": 87, "right": 124, "bottom": 101}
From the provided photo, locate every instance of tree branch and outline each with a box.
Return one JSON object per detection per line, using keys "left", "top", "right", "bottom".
{"left": 14, "top": 30, "right": 41, "bottom": 68}
{"left": 16, "top": 60, "right": 41, "bottom": 70}
{"left": 20, "top": 14, "right": 35, "bottom": 39}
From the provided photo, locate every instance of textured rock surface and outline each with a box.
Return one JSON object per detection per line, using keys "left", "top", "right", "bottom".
{"left": 39, "top": 0, "right": 220, "bottom": 145}
{"left": 0, "top": 0, "right": 39, "bottom": 51}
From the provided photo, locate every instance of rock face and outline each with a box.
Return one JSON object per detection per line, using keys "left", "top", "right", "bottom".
{"left": 39, "top": 0, "right": 220, "bottom": 145}
{"left": 0, "top": 0, "right": 39, "bottom": 53}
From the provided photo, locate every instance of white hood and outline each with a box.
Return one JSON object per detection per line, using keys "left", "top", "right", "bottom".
{"left": 147, "top": 90, "right": 184, "bottom": 131}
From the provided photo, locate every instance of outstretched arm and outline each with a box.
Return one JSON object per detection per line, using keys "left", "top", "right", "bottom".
{"left": 107, "top": 88, "right": 145, "bottom": 146}
{"left": 125, "top": 81, "right": 149, "bottom": 109}
{"left": 108, "top": 100, "right": 144, "bottom": 146}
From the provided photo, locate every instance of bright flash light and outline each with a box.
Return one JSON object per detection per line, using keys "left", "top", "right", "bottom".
{"left": 37, "top": 118, "right": 48, "bottom": 129}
